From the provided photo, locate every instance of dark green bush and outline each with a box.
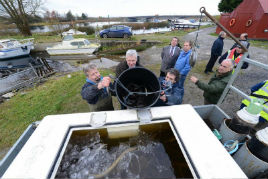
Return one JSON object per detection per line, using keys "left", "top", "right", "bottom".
{"left": 77, "top": 26, "right": 95, "bottom": 35}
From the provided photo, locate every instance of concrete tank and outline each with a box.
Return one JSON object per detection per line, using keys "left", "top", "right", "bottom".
{"left": 1, "top": 105, "right": 247, "bottom": 178}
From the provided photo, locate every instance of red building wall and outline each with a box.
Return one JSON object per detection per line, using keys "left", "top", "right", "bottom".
{"left": 216, "top": 0, "right": 268, "bottom": 40}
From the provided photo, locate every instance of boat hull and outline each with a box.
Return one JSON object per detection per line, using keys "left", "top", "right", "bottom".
{"left": 46, "top": 48, "right": 97, "bottom": 55}
{"left": 0, "top": 55, "right": 34, "bottom": 69}
{"left": 0, "top": 45, "right": 33, "bottom": 60}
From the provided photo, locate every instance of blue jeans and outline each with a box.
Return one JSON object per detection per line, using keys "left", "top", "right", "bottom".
{"left": 178, "top": 74, "right": 186, "bottom": 88}
{"left": 177, "top": 74, "right": 186, "bottom": 99}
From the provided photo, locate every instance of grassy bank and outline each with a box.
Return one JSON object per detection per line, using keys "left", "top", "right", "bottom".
{"left": 99, "top": 43, "right": 153, "bottom": 55}
{"left": 0, "top": 63, "right": 163, "bottom": 158}
{"left": 0, "top": 70, "right": 113, "bottom": 155}
{"left": 0, "top": 33, "right": 96, "bottom": 43}
{"left": 0, "top": 30, "right": 187, "bottom": 44}
{"left": 132, "top": 30, "right": 190, "bottom": 47}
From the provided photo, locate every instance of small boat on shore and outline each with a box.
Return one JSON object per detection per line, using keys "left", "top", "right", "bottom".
{"left": 61, "top": 29, "right": 87, "bottom": 36}
{"left": 0, "top": 38, "right": 34, "bottom": 60}
{"left": 46, "top": 35, "right": 100, "bottom": 55}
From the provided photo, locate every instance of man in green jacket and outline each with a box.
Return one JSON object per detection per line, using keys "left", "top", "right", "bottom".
{"left": 190, "top": 59, "right": 235, "bottom": 104}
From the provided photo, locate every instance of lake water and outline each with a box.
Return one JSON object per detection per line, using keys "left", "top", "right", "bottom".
{"left": 3, "top": 21, "right": 212, "bottom": 34}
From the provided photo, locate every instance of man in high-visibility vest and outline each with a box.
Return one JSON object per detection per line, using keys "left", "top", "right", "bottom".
{"left": 241, "top": 80, "right": 268, "bottom": 129}
{"left": 218, "top": 41, "right": 249, "bottom": 69}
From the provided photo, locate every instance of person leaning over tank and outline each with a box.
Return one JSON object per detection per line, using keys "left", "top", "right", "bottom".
{"left": 154, "top": 68, "right": 183, "bottom": 106}
{"left": 115, "top": 49, "right": 142, "bottom": 78}
{"left": 81, "top": 64, "right": 114, "bottom": 112}
{"left": 114, "top": 49, "right": 142, "bottom": 109}
{"left": 190, "top": 59, "right": 235, "bottom": 105}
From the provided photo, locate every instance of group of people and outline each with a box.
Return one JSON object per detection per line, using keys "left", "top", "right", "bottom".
{"left": 81, "top": 33, "right": 267, "bottom": 128}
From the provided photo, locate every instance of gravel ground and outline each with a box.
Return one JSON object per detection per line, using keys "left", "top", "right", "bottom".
{"left": 139, "top": 26, "right": 267, "bottom": 118}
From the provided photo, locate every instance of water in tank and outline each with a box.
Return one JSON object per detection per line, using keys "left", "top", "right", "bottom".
{"left": 54, "top": 122, "right": 193, "bottom": 178}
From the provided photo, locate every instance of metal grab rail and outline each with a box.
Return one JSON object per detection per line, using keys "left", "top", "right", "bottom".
{"left": 199, "top": 7, "right": 248, "bottom": 52}
{"left": 217, "top": 53, "right": 268, "bottom": 113}
{"left": 199, "top": 6, "right": 268, "bottom": 114}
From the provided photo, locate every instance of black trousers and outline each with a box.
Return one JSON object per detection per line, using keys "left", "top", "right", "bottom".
{"left": 205, "top": 54, "right": 219, "bottom": 72}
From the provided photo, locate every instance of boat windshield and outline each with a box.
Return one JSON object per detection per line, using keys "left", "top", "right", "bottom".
{"left": 63, "top": 35, "right": 74, "bottom": 41}
{"left": 84, "top": 40, "right": 90, "bottom": 45}
{"left": 3, "top": 41, "right": 15, "bottom": 47}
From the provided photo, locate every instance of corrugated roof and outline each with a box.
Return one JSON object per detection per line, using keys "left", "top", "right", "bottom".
{"left": 259, "top": 0, "right": 268, "bottom": 13}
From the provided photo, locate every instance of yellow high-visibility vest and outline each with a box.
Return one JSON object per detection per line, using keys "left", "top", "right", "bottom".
{"left": 242, "top": 81, "right": 268, "bottom": 121}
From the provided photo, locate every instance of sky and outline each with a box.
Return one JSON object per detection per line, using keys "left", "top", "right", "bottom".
{"left": 44, "top": 0, "right": 222, "bottom": 17}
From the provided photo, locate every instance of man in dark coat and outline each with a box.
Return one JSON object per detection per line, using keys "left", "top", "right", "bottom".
{"left": 191, "top": 59, "right": 235, "bottom": 104}
{"left": 160, "top": 37, "right": 181, "bottom": 77}
{"left": 115, "top": 49, "right": 142, "bottom": 109}
{"left": 115, "top": 49, "right": 141, "bottom": 77}
{"left": 204, "top": 31, "right": 226, "bottom": 74}
{"left": 81, "top": 64, "right": 114, "bottom": 112}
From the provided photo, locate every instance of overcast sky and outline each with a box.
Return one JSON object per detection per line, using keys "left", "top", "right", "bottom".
{"left": 44, "top": 0, "right": 222, "bottom": 17}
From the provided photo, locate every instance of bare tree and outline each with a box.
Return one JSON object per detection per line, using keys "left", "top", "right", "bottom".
{"left": 0, "top": 0, "right": 42, "bottom": 36}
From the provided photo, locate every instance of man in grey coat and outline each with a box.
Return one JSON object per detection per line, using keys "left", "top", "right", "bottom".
{"left": 160, "top": 37, "right": 180, "bottom": 77}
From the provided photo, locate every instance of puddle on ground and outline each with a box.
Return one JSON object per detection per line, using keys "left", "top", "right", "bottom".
{"left": 87, "top": 58, "right": 120, "bottom": 68}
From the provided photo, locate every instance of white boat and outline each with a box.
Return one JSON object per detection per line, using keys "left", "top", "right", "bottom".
{"left": 0, "top": 38, "right": 34, "bottom": 60}
{"left": 61, "top": 29, "right": 87, "bottom": 36}
{"left": 46, "top": 35, "right": 100, "bottom": 55}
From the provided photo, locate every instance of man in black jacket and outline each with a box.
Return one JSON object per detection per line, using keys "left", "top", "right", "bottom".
{"left": 81, "top": 64, "right": 114, "bottom": 112}
{"left": 204, "top": 31, "right": 226, "bottom": 74}
{"left": 115, "top": 49, "right": 142, "bottom": 77}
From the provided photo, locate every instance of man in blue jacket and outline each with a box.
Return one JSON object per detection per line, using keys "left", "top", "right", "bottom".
{"left": 81, "top": 64, "right": 114, "bottom": 112}
{"left": 174, "top": 40, "right": 192, "bottom": 98}
{"left": 154, "top": 68, "right": 183, "bottom": 106}
{"left": 204, "top": 31, "right": 226, "bottom": 74}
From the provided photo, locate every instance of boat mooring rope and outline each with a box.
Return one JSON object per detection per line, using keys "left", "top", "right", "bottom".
{"left": 92, "top": 146, "right": 137, "bottom": 178}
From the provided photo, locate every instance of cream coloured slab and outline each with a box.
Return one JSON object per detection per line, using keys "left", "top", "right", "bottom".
{"left": 3, "top": 104, "right": 247, "bottom": 178}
